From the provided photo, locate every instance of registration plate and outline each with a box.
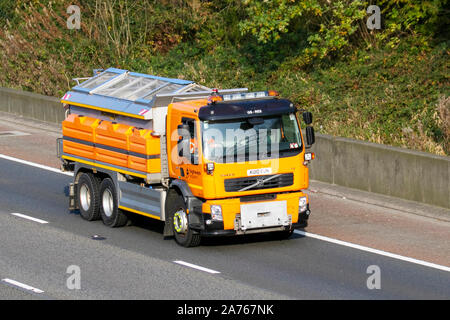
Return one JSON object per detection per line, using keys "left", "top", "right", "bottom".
{"left": 247, "top": 167, "right": 272, "bottom": 176}
{"left": 239, "top": 201, "right": 289, "bottom": 230}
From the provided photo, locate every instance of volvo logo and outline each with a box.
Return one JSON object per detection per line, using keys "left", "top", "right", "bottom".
{"left": 256, "top": 177, "right": 265, "bottom": 186}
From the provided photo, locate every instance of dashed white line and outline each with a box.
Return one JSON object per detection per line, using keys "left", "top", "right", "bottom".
{"left": 0, "top": 154, "right": 73, "bottom": 176}
{"left": 1, "top": 278, "right": 44, "bottom": 294}
{"left": 294, "top": 230, "right": 450, "bottom": 273}
{"left": 11, "top": 213, "right": 49, "bottom": 224}
{"left": 173, "top": 261, "right": 221, "bottom": 274}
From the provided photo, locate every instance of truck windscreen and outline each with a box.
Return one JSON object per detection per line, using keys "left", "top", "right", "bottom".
{"left": 202, "top": 113, "right": 302, "bottom": 163}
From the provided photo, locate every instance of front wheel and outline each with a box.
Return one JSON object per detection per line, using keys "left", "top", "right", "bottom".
{"left": 167, "top": 191, "right": 201, "bottom": 247}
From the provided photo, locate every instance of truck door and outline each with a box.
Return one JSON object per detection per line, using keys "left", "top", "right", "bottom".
{"left": 178, "top": 117, "right": 203, "bottom": 197}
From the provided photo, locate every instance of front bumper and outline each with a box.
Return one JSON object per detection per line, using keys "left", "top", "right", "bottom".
{"left": 192, "top": 204, "right": 311, "bottom": 237}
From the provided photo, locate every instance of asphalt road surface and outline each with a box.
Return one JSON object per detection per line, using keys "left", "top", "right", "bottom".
{"left": 0, "top": 157, "right": 449, "bottom": 300}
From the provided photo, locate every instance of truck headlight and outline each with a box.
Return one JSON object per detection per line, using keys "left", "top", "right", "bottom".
{"left": 299, "top": 196, "right": 307, "bottom": 212}
{"left": 303, "top": 152, "right": 315, "bottom": 165}
{"left": 206, "top": 162, "right": 214, "bottom": 174}
{"left": 210, "top": 205, "right": 223, "bottom": 221}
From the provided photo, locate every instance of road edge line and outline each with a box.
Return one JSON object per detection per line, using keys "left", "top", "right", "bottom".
{"left": 294, "top": 230, "right": 450, "bottom": 273}
{"left": 0, "top": 154, "right": 72, "bottom": 176}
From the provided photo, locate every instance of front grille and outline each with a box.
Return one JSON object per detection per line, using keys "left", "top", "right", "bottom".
{"left": 240, "top": 193, "right": 277, "bottom": 202}
{"left": 225, "top": 173, "right": 294, "bottom": 192}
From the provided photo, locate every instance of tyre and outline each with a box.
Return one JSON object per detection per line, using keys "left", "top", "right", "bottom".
{"left": 99, "top": 178, "right": 128, "bottom": 227}
{"left": 167, "top": 190, "right": 201, "bottom": 247}
{"left": 77, "top": 172, "right": 101, "bottom": 221}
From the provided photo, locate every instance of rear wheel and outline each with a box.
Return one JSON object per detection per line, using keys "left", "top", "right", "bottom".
{"left": 77, "top": 172, "right": 100, "bottom": 221}
{"left": 99, "top": 178, "right": 128, "bottom": 227}
{"left": 167, "top": 191, "right": 201, "bottom": 247}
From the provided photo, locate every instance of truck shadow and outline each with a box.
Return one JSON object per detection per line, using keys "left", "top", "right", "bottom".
{"left": 102, "top": 210, "right": 306, "bottom": 247}
{"left": 200, "top": 230, "right": 305, "bottom": 247}
{"left": 126, "top": 211, "right": 307, "bottom": 246}
{"left": 67, "top": 206, "right": 305, "bottom": 247}
{"left": 126, "top": 212, "right": 165, "bottom": 234}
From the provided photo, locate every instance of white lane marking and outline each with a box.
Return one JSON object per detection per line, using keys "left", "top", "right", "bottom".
{"left": 0, "top": 154, "right": 73, "bottom": 176}
{"left": 11, "top": 213, "right": 49, "bottom": 224}
{"left": 0, "top": 131, "right": 30, "bottom": 137}
{"left": 173, "top": 261, "right": 221, "bottom": 274}
{"left": 294, "top": 230, "right": 450, "bottom": 273}
{"left": 1, "top": 153, "right": 449, "bottom": 273}
{"left": 1, "top": 278, "right": 44, "bottom": 294}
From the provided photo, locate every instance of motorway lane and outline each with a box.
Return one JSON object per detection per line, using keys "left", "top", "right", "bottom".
{"left": 0, "top": 158, "right": 449, "bottom": 299}
{"left": 0, "top": 211, "right": 289, "bottom": 300}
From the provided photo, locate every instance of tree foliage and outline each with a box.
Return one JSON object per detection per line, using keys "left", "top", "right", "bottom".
{"left": 239, "top": 0, "right": 448, "bottom": 64}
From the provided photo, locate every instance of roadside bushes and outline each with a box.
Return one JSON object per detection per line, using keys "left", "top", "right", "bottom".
{"left": 0, "top": 0, "right": 448, "bottom": 155}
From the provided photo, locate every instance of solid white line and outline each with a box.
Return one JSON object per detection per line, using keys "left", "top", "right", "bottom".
{"left": 1, "top": 154, "right": 449, "bottom": 274}
{"left": 11, "top": 213, "right": 49, "bottom": 224}
{"left": 173, "top": 260, "right": 221, "bottom": 274}
{"left": 294, "top": 230, "right": 450, "bottom": 273}
{"left": 1, "top": 278, "right": 44, "bottom": 294}
{"left": 0, "top": 154, "right": 73, "bottom": 176}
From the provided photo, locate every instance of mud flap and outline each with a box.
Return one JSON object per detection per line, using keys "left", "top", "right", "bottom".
{"left": 163, "top": 217, "right": 174, "bottom": 237}
{"left": 69, "top": 183, "right": 78, "bottom": 210}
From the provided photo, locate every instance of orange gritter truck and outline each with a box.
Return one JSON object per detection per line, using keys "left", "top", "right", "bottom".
{"left": 57, "top": 68, "right": 316, "bottom": 247}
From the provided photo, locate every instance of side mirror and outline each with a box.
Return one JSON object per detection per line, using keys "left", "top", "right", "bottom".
{"left": 302, "top": 112, "right": 313, "bottom": 125}
{"left": 306, "top": 126, "right": 315, "bottom": 147}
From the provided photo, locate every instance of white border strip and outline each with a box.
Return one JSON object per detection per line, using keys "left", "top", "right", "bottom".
{"left": 0, "top": 154, "right": 73, "bottom": 176}
{"left": 173, "top": 261, "right": 221, "bottom": 274}
{"left": 295, "top": 230, "right": 450, "bottom": 273}
{"left": 11, "top": 213, "right": 49, "bottom": 224}
{"left": 2, "top": 278, "right": 44, "bottom": 294}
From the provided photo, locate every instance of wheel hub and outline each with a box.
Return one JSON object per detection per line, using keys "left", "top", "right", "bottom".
{"left": 173, "top": 209, "right": 188, "bottom": 234}
{"left": 102, "top": 189, "right": 114, "bottom": 218}
{"left": 79, "top": 184, "right": 91, "bottom": 211}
